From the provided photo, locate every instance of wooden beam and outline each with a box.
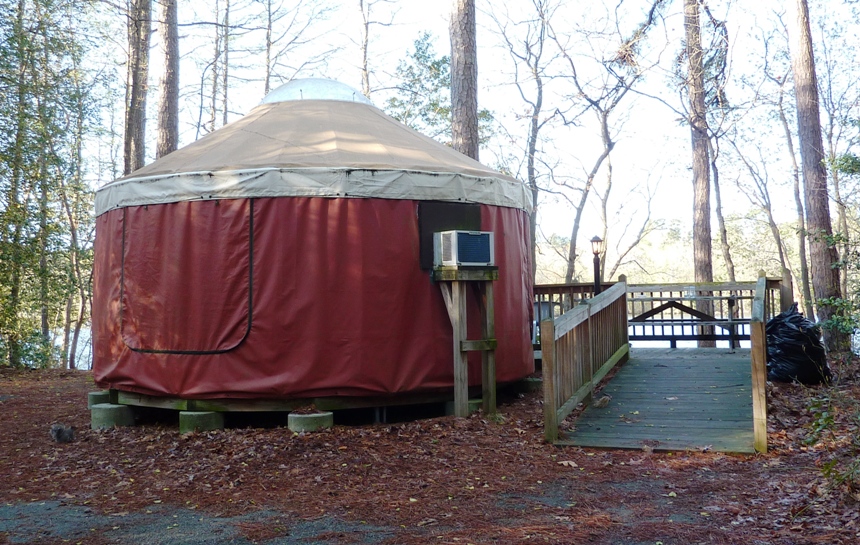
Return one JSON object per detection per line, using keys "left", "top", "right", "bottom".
{"left": 433, "top": 267, "right": 499, "bottom": 282}
{"left": 587, "top": 282, "right": 626, "bottom": 314}
{"left": 553, "top": 304, "right": 589, "bottom": 339}
{"left": 556, "top": 381, "right": 593, "bottom": 422}
{"left": 192, "top": 398, "right": 303, "bottom": 413}
{"left": 438, "top": 283, "right": 455, "bottom": 326}
{"left": 116, "top": 391, "right": 188, "bottom": 411}
{"left": 592, "top": 343, "right": 630, "bottom": 385}
{"left": 627, "top": 282, "right": 757, "bottom": 293}
{"left": 460, "top": 339, "right": 497, "bottom": 351}
{"left": 628, "top": 295, "right": 753, "bottom": 302}
{"left": 630, "top": 300, "right": 719, "bottom": 323}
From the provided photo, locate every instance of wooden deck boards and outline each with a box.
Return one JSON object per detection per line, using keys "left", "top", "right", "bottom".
{"left": 557, "top": 348, "right": 756, "bottom": 454}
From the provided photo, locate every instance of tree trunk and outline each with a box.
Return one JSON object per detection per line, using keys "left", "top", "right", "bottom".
{"left": 359, "top": 0, "right": 371, "bottom": 98}
{"left": 264, "top": 0, "right": 273, "bottom": 94}
{"left": 708, "top": 138, "right": 735, "bottom": 282}
{"left": 564, "top": 110, "right": 612, "bottom": 284}
{"left": 61, "top": 296, "right": 72, "bottom": 369}
{"left": 525, "top": 65, "right": 543, "bottom": 283}
{"left": 776, "top": 77, "right": 814, "bottom": 317}
{"left": 449, "top": 0, "right": 479, "bottom": 160}
{"left": 789, "top": 0, "right": 845, "bottom": 351}
{"left": 70, "top": 300, "right": 84, "bottom": 371}
{"left": 684, "top": 0, "right": 714, "bottom": 346}
{"left": 3, "top": 0, "right": 30, "bottom": 367}
{"left": 221, "top": 0, "right": 230, "bottom": 127}
{"left": 598, "top": 155, "right": 612, "bottom": 281}
{"left": 208, "top": 0, "right": 221, "bottom": 133}
{"left": 124, "top": 0, "right": 152, "bottom": 174}
{"left": 684, "top": 0, "right": 713, "bottom": 286}
{"left": 39, "top": 158, "right": 49, "bottom": 347}
{"left": 826, "top": 133, "right": 850, "bottom": 299}
{"left": 156, "top": 0, "right": 178, "bottom": 159}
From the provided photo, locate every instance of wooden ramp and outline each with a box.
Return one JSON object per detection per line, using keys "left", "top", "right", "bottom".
{"left": 558, "top": 348, "right": 755, "bottom": 454}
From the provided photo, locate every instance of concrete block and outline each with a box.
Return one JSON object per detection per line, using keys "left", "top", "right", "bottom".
{"left": 288, "top": 411, "right": 334, "bottom": 433}
{"left": 444, "top": 398, "right": 482, "bottom": 416}
{"left": 87, "top": 391, "right": 111, "bottom": 409}
{"left": 91, "top": 403, "right": 135, "bottom": 429}
{"left": 179, "top": 411, "right": 225, "bottom": 434}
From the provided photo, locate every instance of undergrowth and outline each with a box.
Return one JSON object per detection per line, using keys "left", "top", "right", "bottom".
{"left": 803, "top": 358, "right": 860, "bottom": 503}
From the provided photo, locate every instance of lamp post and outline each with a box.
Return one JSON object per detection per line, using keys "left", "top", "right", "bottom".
{"left": 591, "top": 236, "right": 603, "bottom": 296}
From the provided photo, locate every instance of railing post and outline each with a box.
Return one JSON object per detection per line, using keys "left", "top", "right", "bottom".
{"left": 780, "top": 268, "right": 794, "bottom": 313}
{"left": 586, "top": 303, "right": 595, "bottom": 406}
{"left": 728, "top": 296, "right": 737, "bottom": 351}
{"left": 751, "top": 273, "right": 768, "bottom": 453}
{"left": 541, "top": 318, "right": 558, "bottom": 443}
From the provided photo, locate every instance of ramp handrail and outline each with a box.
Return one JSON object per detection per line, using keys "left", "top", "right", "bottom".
{"left": 540, "top": 281, "right": 629, "bottom": 443}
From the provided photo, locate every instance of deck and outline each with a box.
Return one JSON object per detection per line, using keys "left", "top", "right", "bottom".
{"left": 557, "top": 348, "right": 756, "bottom": 454}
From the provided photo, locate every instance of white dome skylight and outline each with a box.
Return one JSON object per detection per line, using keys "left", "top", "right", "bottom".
{"left": 260, "top": 78, "right": 373, "bottom": 106}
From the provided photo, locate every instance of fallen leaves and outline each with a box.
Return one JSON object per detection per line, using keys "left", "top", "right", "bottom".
{"left": 1, "top": 365, "right": 860, "bottom": 544}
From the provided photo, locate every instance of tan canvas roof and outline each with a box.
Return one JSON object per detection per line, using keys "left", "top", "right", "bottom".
{"left": 95, "top": 95, "right": 531, "bottom": 216}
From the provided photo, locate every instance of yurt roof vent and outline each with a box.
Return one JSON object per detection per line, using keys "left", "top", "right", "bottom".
{"left": 260, "top": 78, "right": 373, "bottom": 106}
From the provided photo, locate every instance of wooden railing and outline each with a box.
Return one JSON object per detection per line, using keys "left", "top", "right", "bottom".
{"left": 626, "top": 279, "right": 785, "bottom": 347}
{"left": 535, "top": 275, "right": 789, "bottom": 347}
{"left": 536, "top": 274, "right": 777, "bottom": 451}
{"left": 540, "top": 281, "right": 629, "bottom": 443}
{"left": 750, "top": 274, "right": 769, "bottom": 453}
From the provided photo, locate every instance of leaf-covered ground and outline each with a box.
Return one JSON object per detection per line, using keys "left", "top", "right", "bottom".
{"left": 0, "top": 364, "right": 858, "bottom": 544}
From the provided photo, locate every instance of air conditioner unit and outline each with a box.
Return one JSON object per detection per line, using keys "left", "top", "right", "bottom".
{"left": 433, "top": 231, "right": 495, "bottom": 267}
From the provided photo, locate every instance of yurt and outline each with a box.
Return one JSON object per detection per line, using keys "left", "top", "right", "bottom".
{"left": 92, "top": 79, "right": 533, "bottom": 401}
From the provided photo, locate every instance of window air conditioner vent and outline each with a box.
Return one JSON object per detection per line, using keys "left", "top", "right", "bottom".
{"left": 433, "top": 231, "right": 494, "bottom": 267}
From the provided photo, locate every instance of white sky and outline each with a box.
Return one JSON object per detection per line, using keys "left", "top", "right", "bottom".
{"left": 115, "top": 0, "right": 858, "bottom": 282}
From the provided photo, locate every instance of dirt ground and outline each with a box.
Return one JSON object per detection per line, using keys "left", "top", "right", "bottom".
{"left": 0, "top": 364, "right": 858, "bottom": 545}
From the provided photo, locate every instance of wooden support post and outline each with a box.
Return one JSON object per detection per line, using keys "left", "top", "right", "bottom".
{"left": 750, "top": 320, "right": 768, "bottom": 453}
{"left": 451, "top": 281, "right": 469, "bottom": 417}
{"left": 751, "top": 273, "right": 768, "bottom": 453}
{"left": 780, "top": 268, "right": 794, "bottom": 313}
{"left": 728, "top": 296, "right": 737, "bottom": 351}
{"left": 541, "top": 319, "right": 558, "bottom": 443}
{"left": 435, "top": 267, "right": 498, "bottom": 419}
{"left": 478, "top": 281, "right": 496, "bottom": 415}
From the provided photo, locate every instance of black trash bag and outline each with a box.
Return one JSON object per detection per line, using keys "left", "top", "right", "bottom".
{"left": 765, "top": 303, "right": 831, "bottom": 384}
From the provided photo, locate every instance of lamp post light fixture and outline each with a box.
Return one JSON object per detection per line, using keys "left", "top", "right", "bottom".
{"left": 591, "top": 236, "right": 603, "bottom": 295}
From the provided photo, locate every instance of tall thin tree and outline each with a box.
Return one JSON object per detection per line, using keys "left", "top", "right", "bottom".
{"left": 684, "top": 0, "right": 714, "bottom": 288}
{"left": 156, "top": 0, "right": 178, "bottom": 158}
{"left": 450, "top": 0, "right": 479, "bottom": 160}
{"left": 124, "top": 0, "right": 151, "bottom": 174}
{"left": 683, "top": 0, "right": 714, "bottom": 346}
{"left": 789, "top": 0, "right": 844, "bottom": 350}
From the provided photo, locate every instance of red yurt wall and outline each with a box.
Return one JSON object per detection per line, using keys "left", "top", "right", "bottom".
{"left": 93, "top": 196, "right": 533, "bottom": 399}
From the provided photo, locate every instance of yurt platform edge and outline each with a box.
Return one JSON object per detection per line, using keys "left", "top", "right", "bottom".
{"left": 110, "top": 389, "right": 473, "bottom": 413}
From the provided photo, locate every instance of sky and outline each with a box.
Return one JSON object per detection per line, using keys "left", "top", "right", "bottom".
{"left": 114, "top": 0, "right": 859, "bottom": 283}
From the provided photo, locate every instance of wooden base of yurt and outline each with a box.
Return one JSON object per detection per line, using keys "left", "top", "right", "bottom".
{"left": 87, "top": 388, "right": 500, "bottom": 433}
{"left": 107, "top": 389, "right": 469, "bottom": 413}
